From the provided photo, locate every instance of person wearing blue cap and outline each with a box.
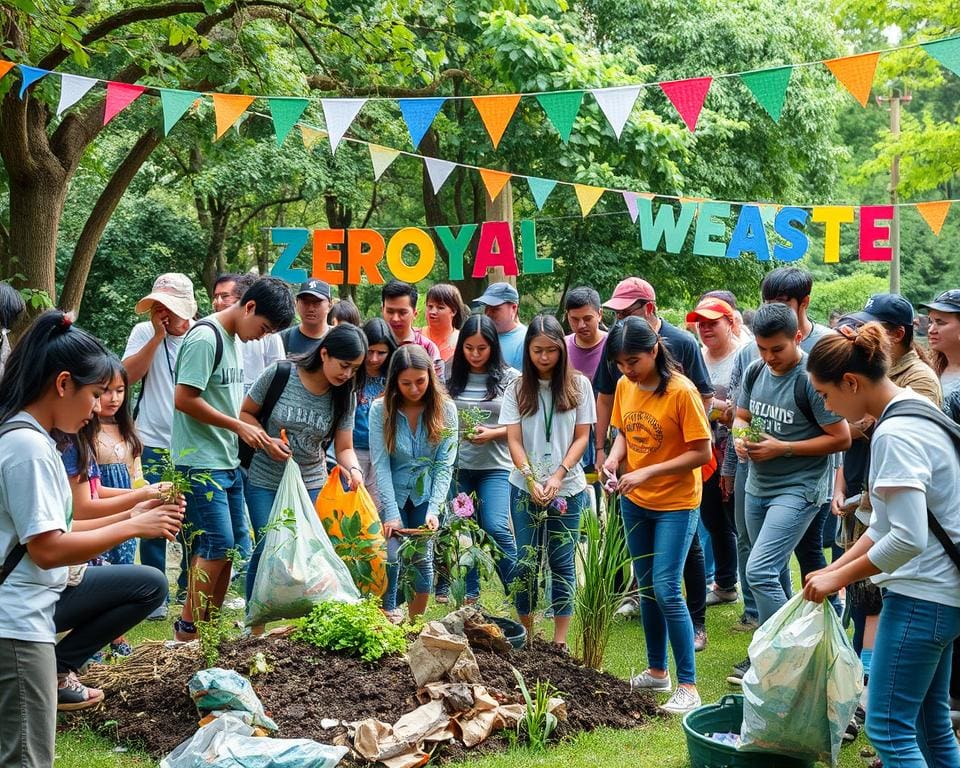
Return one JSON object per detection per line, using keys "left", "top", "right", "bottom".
{"left": 474, "top": 282, "right": 527, "bottom": 370}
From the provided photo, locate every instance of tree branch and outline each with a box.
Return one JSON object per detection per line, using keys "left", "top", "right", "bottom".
{"left": 237, "top": 194, "right": 304, "bottom": 230}
{"left": 360, "top": 185, "right": 378, "bottom": 228}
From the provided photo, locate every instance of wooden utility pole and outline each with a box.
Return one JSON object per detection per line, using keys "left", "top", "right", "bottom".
{"left": 877, "top": 89, "right": 911, "bottom": 294}
{"left": 484, "top": 181, "right": 515, "bottom": 287}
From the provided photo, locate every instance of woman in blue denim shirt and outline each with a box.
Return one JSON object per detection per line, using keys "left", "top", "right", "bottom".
{"left": 353, "top": 319, "right": 397, "bottom": 507}
{"left": 370, "top": 345, "right": 458, "bottom": 622}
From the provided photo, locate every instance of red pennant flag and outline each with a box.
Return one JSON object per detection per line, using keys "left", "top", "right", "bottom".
{"left": 659, "top": 76, "right": 712, "bottom": 132}
{"left": 103, "top": 82, "right": 146, "bottom": 125}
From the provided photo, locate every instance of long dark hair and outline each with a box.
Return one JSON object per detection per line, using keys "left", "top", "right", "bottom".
{"left": 516, "top": 314, "right": 581, "bottom": 416}
{"left": 606, "top": 316, "right": 679, "bottom": 396}
{"left": 362, "top": 317, "right": 397, "bottom": 377}
{"left": 448, "top": 315, "right": 509, "bottom": 399}
{"left": 0, "top": 310, "right": 113, "bottom": 425}
{"left": 296, "top": 323, "right": 368, "bottom": 441}
{"left": 383, "top": 345, "right": 448, "bottom": 454}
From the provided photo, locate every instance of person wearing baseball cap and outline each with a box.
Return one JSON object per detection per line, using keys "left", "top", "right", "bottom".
{"left": 122, "top": 272, "right": 198, "bottom": 617}
{"left": 920, "top": 289, "right": 960, "bottom": 392}
{"left": 474, "top": 281, "right": 527, "bottom": 370}
{"left": 280, "top": 279, "right": 332, "bottom": 357}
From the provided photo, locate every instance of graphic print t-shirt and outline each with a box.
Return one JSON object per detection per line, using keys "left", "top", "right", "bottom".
{"left": 610, "top": 373, "right": 711, "bottom": 511}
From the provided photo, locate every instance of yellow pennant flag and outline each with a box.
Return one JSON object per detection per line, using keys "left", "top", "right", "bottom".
{"left": 212, "top": 93, "right": 256, "bottom": 140}
{"left": 915, "top": 200, "right": 952, "bottom": 236}
{"left": 299, "top": 124, "right": 328, "bottom": 149}
{"left": 478, "top": 169, "right": 512, "bottom": 201}
{"left": 824, "top": 52, "right": 880, "bottom": 107}
{"left": 573, "top": 184, "right": 605, "bottom": 217}
{"left": 471, "top": 94, "right": 521, "bottom": 149}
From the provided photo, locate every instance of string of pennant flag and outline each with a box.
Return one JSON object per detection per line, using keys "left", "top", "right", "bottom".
{"left": 1, "top": 33, "right": 959, "bottom": 149}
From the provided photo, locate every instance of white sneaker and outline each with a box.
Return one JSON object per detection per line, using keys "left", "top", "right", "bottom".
{"left": 660, "top": 686, "right": 701, "bottom": 715}
{"left": 630, "top": 669, "right": 672, "bottom": 692}
{"left": 616, "top": 596, "right": 640, "bottom": 617}
{"left": 223, "top": 597, "right": 246, "bottom": 611}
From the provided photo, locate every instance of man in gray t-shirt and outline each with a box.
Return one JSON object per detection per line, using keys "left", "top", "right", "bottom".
{"left": 733, "top": 304, "right": 850, "bottom": 625}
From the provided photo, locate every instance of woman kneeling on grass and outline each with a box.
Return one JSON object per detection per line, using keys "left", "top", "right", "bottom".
{"left": 0, "top": 311, "right": 183, "bottom": 768}
{"left": 602, "top": 317, "right": 712, "bottom": 715}
{"left": 804, "top": 322, "right": 960, "bottom": 768}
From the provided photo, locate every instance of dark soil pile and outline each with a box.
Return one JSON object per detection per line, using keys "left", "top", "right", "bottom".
{"left": 73, "top": 635, "right": 658, "bottom": 761}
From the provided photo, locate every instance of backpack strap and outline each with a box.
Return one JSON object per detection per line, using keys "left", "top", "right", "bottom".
{"left": 793, "top": 375, "right": 820, "bottom": 432}
{"left": 742, "top": 358, "right": 764, "bottom": 402}
{"left": 0, "top": 421, "right": 46, "bottom": 587}
{"left": 259, "top": 360, "right": 292, "bottom": 427}
{"left": 185, "top": 319, "right": 224, "bottom": 375}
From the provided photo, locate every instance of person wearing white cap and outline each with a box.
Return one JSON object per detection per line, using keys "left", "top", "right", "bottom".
{"left": 122, "top": 273, "right": 198, "bottom": 618}
{"left": 474, "top": 282, "right": 527, "bottom": 370}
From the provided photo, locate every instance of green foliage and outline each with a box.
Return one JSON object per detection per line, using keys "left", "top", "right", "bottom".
{"left": 292, "top": 597, "right": 408, "bottom": 662}
{"left": 196, "top": 606, "right": 232, "bottom": 667}
{"left": 806, "top": 272, "right": 888, "bottom": 322}
{"left": 511, "top": 667, "right": 560, "bottom": 751}
{"left": 733, "top": 415, "right": 766, "bottom": 443}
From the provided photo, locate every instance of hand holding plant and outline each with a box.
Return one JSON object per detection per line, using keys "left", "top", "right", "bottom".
{"left": 460, "top": 406, "right": 492, "bottom": 440}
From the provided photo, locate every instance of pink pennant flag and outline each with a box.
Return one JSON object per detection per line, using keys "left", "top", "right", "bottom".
{"left": 103, "top": 82, "right": 146, "bottom": 125}
{"left": 623, "top": 191, "right": 639, "bottom": 223}
{"left": 659, "top": 76, "right": 712, "bottom": 132}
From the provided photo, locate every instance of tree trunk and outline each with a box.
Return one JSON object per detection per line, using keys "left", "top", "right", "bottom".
{"left": 7, "top": 172, "right": 68, "bottom": 310}
{"left": 203, "top": 199, "right": 231, "bottom": 294}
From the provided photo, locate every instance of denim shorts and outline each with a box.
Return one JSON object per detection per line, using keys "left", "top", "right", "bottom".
{"left": 180, "top": 467, "right": 246, "bottom": 561}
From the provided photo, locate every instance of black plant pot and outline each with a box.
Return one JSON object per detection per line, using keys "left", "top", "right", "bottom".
{"left": 484, "top": 614, "right": 527, "bottom": 650}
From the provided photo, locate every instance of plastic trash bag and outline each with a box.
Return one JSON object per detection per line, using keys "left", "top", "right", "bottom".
{"left": 740, "top": 593, "right": 863, "bottom": 765}
{"left": 188, "top": 669, "right": 278, "bottom": 731}
{"left": 316, "top": 466, "right": 388, "bottom": 597}
{"left": 160, "top": 713, "right": 348, "bottom": 768}
{"left": 247, "top": 460, "right": 360, "bottom": 626}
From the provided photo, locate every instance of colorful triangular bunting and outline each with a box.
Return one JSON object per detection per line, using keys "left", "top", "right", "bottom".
{"left": 268, "top": 97, "right": 309, "bottom": 146}
{"left": 0, "top": 61, "right": 14, "bottom": 81}
{"left": 573, "top": 184, "right": 605, "bottom": 217}
{"left": 212, "top": 93, "right": 255, "bottom": 139}
{"left": 825, "top": 52, "right": 880, "bottom": 107}
{"left": 103, "top": 82, "right": 146, "bottom": 125}
{"left": 916, "top": 201, "right": 952, "bottom": 235}
{"left": 369, "top": 144, "right": 401, "bottom": 181}
{"left": 922, "top": 36, "right": 960, "bottom": 77}
{"left": 299, "top": 124, "right": 327, "bottom": 149}
{"left": 623, "top": 191, "right": 639, "bottom": 223}
{"left": 536, "top": 91, "right": 583, "bottom": 143}
{"left": 591, "top": 86, "right": 641, "bottom": 139}
{"left": 320, "top": 98, "right": 366, "bottom": 153}
{"left": 424, "top": 157, "right": 457, "bottom": 194}
{"left": 478, "top": 169, "right": 512, "bottom": 201}
{"left": 740, "top": 66, "right": 793, "bottom": 122}
{"left": 159, "top": 88, "right": 200, "bottom": 135}
{"left": 56, "top": 73, "right": 97, "bottom": 116}
{"left": 660, "top": 76, "right": 712, "bottom": 132}
{"left": 18, "top": 65, "right": 48, "bottom": 99}
{"left": 398, "top": 97, "right": 446, "bottom": 148}
{"left": 527, "top": 177, "right": 558, "bottom": 210}
{"left": 471, "top": 94, "right": 521, "bottom": 149}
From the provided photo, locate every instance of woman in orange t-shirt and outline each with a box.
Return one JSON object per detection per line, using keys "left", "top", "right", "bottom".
{"left": 602, "top": 317, "right": 712, "bottom": 716}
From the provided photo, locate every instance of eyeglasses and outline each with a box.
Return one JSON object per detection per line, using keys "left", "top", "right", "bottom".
{"left": 615, "top": 300, "right": 649, "bottom": 320}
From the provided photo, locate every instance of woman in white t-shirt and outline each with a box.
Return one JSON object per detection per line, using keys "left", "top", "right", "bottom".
{"left": 805, "top": 322, "right": 960, "bottom": 768}
{"left": 500, "top": 314, "right": 596, "bottom": 649}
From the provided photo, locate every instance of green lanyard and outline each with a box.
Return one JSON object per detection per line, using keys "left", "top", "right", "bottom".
{"left": 538, "top": 391, "right": 556, "bottom": 445}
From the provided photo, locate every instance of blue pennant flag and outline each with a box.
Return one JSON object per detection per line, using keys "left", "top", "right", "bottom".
{"left": 527, "top": 177, "right": 558, "bottom": 210}
{"left": 18, "top": 65, "right": 49, "bottom": 99}
{"left": 397, "top": 97, "right": 447, "bottom": 148}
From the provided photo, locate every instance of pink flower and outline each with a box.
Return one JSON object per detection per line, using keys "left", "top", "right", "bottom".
{"left": 452, "top": 493, "right": 474, "bottom": 518}
{"left": 550, "top": 497, "right": 568, "bottom": 515}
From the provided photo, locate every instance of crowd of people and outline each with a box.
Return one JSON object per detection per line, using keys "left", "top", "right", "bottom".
{"left": 1, "top": 266, "right": 959, "bottom": 768}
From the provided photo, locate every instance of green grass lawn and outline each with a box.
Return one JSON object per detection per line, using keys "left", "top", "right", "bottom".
{"left": 56, "top": 577, "right": 869, "bottom": 768}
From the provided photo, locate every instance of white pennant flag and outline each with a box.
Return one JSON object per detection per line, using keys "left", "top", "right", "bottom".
{"left": 591, "top": 86, "right": 641, "bottom": 139}
{"left": 57, "top": 74, "right": 98, "bottom": 116}
{"left": 319, "top": 98, "right": 367, "bottom": 153}
{"left": 424, "top": 157, "right": 457, "bottom": 194}
{"left": 369, "top": 144, "right": 401, "bottom": 181}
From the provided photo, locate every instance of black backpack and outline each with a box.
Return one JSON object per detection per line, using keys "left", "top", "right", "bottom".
{"left": 0, "top": 420, "right": 47, "bottom": 587}
{"left": 238, "top": 360, "right": 293, "bottom": 469}
{"left": 741, "top": 357, "right": 819, "bottom": 430}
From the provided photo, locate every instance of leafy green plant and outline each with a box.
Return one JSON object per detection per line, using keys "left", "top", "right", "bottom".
{"left": 196, "top": 606, "right": 232, "bottom": 667}
{"left": 574, "top": 500, "right": 633, "bottom": 670}
{"left": 459, "top": 406, "right": 492, "bottom": 440}
{"left": 512, "top": 667, "right": 560, "bottom": 751}
{"left": 320, "top": 509, "right": 384, "bottom": 594}
{"left": 292, "top": 597, "right": 408, "bottom": 662}
{"left": 732, "top": 415, "right": 766, "bottom": 444}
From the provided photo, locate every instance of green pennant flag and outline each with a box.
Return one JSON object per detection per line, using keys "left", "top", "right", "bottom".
{"left": 160, "top": 89, "right": 200, "bottom": 136}
{"left": 268, "top": 97, "right": 309, "bottom": 146}
{"left": 922, "top": 36, "right": 960, "bottom": 76}
{"left": 740, "top": 66, "right": 793, "bottom": 122}
{"left": 536, "top": 91, "right": 583, "bottom": 143}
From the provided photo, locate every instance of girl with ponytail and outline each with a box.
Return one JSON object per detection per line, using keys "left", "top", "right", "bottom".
{"left": 805, "top": 322, "right": 960, "bottom": 768}
{"left": 0, "top": 311, "right": 183, "bottom": 766}
{"left": 601, "top": 316, "right": 712, "bottom": 716}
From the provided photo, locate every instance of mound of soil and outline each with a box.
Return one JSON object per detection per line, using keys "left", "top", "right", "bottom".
{"left": 74, "top": 635, "right": 658, "bottom": 762}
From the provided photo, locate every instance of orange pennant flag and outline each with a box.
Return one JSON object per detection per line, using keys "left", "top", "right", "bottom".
{"left": 824, "top": 52, "right": 880, "bottom": 107}
{"left": 0, "top": 61, "right": 14, "bottom": 80}
{"left": 212, "top": 93, "right": 256, "bottom": 139}
{"left": 471, "top": 94, "right": 521, "bottom": 149}
{"left": 478, "top": 169, "right": 512, "bottom": 201}
{"left": 916, "top": 201, "right": 952, "bottom": 236}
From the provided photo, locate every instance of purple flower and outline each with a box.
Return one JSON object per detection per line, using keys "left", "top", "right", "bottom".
{"left": 452, "top": 492, "right": 474, "bottom": 518}
{"left": 550, "top": 497, "right": 568, "bottom": 514}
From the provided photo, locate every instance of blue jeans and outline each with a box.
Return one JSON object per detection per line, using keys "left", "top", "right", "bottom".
{"left": 458, "top": 468, "right": 517, "bottom": 596}
{"left": 180, "top": 467, "right": 246, "bottom": 561}
{"left": 744, "top": 491, "right": 818, "bottom": 624}
{"left": 867, "top": 592, "right": 960, "bottom": 768}
{"left": 512, "top": 489, "right": 585, "bottom": 618}
{"left": 244, "top": 483, "right": 321, "bottom": 603}
{"left": 140, "top": 446, "right": 189, "bottom": 601}
{"left": 699, "top": 519, "right": 715, "bottom": 586}
{"left": 733, "top": 464, "right": 757, "bottom": 619}
{"left": 384, "top": 500, "right": 434, "bottom": 612}
{"left": 621, "top": 498, "right": 699, "bottom": 685}
{"left": 794, "top": 502, "right": 842, "bottom": 616}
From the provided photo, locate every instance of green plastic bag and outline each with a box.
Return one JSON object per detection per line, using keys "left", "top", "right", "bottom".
{"left": 740, "top": 593, "right": 863, "bottom": 765}
{"left": 246, "top": 460, "right": 360, "bottom": 626}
